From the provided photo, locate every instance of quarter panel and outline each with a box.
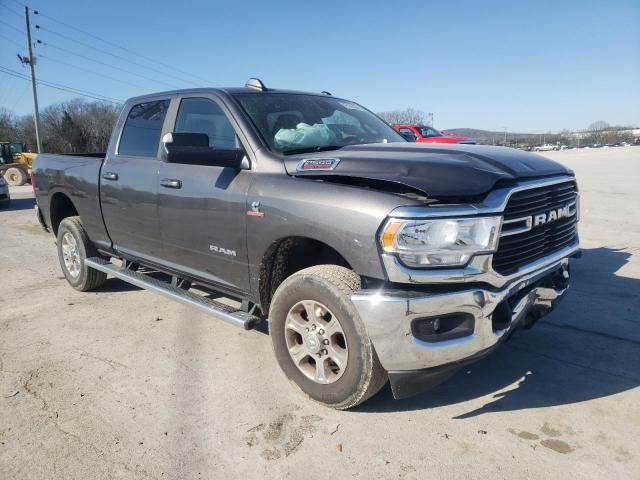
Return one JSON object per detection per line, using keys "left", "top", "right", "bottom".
{"left": 33, "top": 154, "right": 110, "bottom": 247}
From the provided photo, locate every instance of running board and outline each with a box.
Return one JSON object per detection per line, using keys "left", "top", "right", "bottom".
{"left": 85, "top": 257, "right": 261, "bottom": 330}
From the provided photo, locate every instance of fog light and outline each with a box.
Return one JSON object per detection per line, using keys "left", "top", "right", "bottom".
{"left": 432, "top": 317, "right": 441, "bottom": 332}
{"left": 411, "top": 313, "right": 475, "bottom": 342}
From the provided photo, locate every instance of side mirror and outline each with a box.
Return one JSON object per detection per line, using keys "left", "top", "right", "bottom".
{"left": 161, "top": 132, "right": 247, "bottom": 168}
{"left": 399, "top": 132, "right": 416, "bottom": 142}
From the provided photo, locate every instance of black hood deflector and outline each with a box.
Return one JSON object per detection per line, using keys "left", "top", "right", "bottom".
{"left": 285, "top": 143, "right": 573, "bottom": 198}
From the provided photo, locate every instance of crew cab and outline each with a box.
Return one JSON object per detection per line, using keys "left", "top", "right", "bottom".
{"left": 33, "top": 79, "right": 579, "bottom": 409}
{"left": 393, "top": 124, "right": 475, "bottom": 144}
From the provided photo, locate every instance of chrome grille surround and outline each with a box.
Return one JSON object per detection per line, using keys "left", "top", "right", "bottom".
{"left": 381, "top": 176, "right": 580, "bottom": 287}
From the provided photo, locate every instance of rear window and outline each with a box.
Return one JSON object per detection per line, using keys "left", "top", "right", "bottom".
{"left": 118, "top": 100, "right": 170, "bottom": 157}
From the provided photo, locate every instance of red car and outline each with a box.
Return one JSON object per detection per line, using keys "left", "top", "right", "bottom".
{"left": 393, "top": 124, "right": 475, "bottom": 144}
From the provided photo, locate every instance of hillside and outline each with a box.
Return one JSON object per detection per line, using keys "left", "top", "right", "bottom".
{"left": 442, "top": 128, "right": 540, "bottom": 144}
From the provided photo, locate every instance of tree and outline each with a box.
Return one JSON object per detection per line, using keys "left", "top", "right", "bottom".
{"left": 3, "top": 98, "right": 121, "bottom": 153}
{"left": 588, "top": 120, "right": 610, "bottom": 132}
{"left": 0, "top": 108, "right": 19, "bottom": 140}
{"left": 377, "top": 108, "right": 429, "bottom": 125}
{"left": 15, "top": 115, "right": 36, "bottom": 151}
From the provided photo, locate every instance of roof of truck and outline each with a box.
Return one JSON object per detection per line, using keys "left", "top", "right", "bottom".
{"left": 125, "top": 79, "right": 335, "bottom": 104}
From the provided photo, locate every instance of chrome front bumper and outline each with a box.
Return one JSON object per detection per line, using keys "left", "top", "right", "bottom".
{"left": 351, "top": 253, "right": 574, "bottom": 372}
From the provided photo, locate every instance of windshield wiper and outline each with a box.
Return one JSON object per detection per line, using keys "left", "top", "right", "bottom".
{"left": 282, "top": 145, "right": 346, "bottom": 156}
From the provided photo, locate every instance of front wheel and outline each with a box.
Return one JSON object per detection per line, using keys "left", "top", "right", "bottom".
{"left": 269, "top": 265, "right": 387, "bottom": 409}
{"left": 57, "top": 216, "right": 107, "bottom": 291}
{"left": 4, "top": 167, "right": 27, "bottom": 186}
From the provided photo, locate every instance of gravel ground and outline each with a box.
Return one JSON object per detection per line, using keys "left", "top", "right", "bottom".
{"left": 0, "top": 147, "right": 639, "bottom": 479}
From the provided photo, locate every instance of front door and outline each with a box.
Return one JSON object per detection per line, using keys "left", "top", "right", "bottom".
{"left": 100, "top": 98, "right": 171, "bottom": 262}
{"left": 157, "top": 96, "right": 252, "bottom": 293}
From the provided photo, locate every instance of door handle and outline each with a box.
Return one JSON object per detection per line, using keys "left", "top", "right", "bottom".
{"left": 102, "top": 172, "right": 119, "bottom": 181}
{"left": 160, "top": 178, "right": 182, "bottom": 189}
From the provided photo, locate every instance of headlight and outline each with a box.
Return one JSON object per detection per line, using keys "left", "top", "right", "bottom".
{"left": 380, "top": 216, "right": 501, "bottom": 268}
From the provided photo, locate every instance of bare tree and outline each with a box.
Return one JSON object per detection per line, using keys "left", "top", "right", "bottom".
{"left": 3, "top": 99, "right": 121, "bottom": 153}
{"left": 0, "top": 108, "right": 19, "bottom": 140}
{"left": 377, "top": 108, "right": 429, "bottom": 125}
{"left": 588, "top": 120, "right": 610, "bottom": 132}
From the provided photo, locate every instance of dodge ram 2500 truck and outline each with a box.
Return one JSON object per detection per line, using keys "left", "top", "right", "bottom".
{"left": 33, "top": 78, "right": 580, "bottom": 409}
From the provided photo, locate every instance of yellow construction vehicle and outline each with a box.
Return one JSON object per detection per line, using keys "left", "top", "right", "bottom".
{"left": 0, "top": 142, "right": 37, "bottom": 186}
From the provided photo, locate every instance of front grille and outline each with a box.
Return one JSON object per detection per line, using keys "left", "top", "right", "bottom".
{"left": 493, "top": 181, "right": 578, "bottom": 275}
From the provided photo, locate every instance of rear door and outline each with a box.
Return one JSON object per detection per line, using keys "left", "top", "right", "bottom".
{"left": 100, "top": 98, "right": 170, "bottom": 261}
{"left": 157, "top": 95, "right": 253, "bottom": 293}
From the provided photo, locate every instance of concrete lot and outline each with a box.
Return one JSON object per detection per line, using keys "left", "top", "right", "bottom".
{"left": 1, "top": 147, "right": 639, "bottom": 479}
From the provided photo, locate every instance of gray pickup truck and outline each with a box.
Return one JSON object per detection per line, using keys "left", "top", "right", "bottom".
{"left": 33, "top": 78, "right": 580, "bottom": 409}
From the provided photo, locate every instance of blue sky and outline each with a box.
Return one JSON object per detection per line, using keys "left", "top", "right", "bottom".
{"left": 1, "top": 0, "right": 638, "bottom": 132}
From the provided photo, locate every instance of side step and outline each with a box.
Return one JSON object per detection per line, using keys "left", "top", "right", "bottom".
{"left": 85, "top": 257, "right": 261, "bottom": 330}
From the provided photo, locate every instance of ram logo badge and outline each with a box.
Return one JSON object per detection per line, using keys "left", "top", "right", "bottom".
{"left": 533, "top": 204, "right": 574, "bottom": 227}
{"left": 209, "top": 245, "right": 237, "bottom": 257}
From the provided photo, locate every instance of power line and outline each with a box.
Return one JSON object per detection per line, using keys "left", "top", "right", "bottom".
{"left": 17, "top": 2, "right": 211, "bottom": 84}
{"left": 38, "top": 54, "right": 148, "bottom": 91}
{"left": 34, "top": 11, "right": 209, "bottom": 83}
{"left": 35, "top": 24, "right": 198, "bottom": 87}
{"left": 0, "top": 2, "right": 23, "bottom": 19}
{"left": 37, "top": 79, "right": 122, "bottom": 104}
{"left": 36, "top": 40, "right": 180, "bottom": 89}
{"left": 0, "top": 65, "right": 123, "bottom": 104}
{"left": 8, "top": 82, "right": 30, "bottom": 111}
{"left": 0, "top": 65, "right": 121, "bottom": 103}
{"left": 8, "top": 0, "right": 213, "bottom": 91}
{"left": 0, "top": 31, "right": 24, "bottom": 49}
{"left": 0, "top": 18, "right": 23, "bottom": 34}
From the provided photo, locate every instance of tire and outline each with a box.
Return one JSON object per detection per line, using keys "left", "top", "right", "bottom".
{"left": 4, "top": 167, "right": 27, "bottom": 186}
{"left": 269, "top": 265, "right": 387, "bottom": 409}
{"left": 57, "top": 216, "right": 107, "bottom": 291}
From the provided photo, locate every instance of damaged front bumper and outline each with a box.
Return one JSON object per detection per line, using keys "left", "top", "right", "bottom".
{"left": 351, "top": 250, "right": 577, "bottom": 399}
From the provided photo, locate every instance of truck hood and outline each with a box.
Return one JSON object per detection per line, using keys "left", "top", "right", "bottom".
{"left": 285, "top": 143, "right": 573, "bottom": 198}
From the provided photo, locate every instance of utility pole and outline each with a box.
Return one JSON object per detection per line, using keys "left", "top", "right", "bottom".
{"left": 22, "top": 6, "right": 42, "bottom": 153}
{"left": 503, "top": 127, "right": 508, "bottom": 146}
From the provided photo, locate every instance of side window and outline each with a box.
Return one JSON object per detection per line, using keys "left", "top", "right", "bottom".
{"left": 399, "top": 128, "right": 416, "bottom": 137}
{"left": 174, "top": 98, "right": 237, "bottom": 149}
{"left": 421, "top": 127, "right": 438, "bottom": 137}
{"left": 118, "top": 100, "right": 170, "bottom": 157}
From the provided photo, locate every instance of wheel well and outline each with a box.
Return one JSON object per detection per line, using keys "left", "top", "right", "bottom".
{"left": 50, "top": 193, "right": 78, "bottom": 235}
{"left": 259, "top": 237, "right": 352, "bottom": 312}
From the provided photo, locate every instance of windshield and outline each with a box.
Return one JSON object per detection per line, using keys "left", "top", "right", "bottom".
{"left": 232, "top": 93, "right": 405, "bottom": 154}
{"left": 417, "top": 126, "right": 442, "bottom": 138}
{"left": 9, "top": 143, "right": 24, "bottom": 154}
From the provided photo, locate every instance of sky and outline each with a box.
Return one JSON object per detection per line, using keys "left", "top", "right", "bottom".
{"left": 0, "top": 0, "right": 638, "bottom": 133}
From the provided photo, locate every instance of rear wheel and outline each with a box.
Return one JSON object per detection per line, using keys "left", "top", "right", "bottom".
{"left": 4, "top": 167, "right": 27, "bottom": 186}
{"left": 57, "top": 216, "right": 107, "bottom": 291}
{"left": 269, "top": 265, "right": 387, "bottom": 409}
